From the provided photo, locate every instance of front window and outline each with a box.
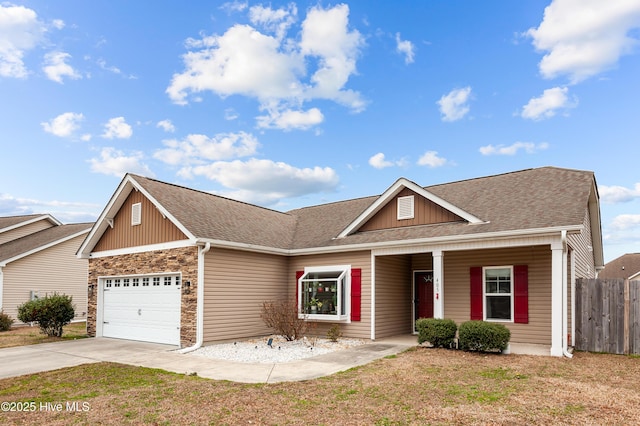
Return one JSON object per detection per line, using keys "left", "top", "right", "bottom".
{"left": 299, "top": 266, "right": 349, "bottom": 320}
{"left": 484, "top": 266, "right": 513, "bottom": 321}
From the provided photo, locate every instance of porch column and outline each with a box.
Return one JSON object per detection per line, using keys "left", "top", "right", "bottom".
{"left": 550, "top": 241, "right": 564, "bottom": 357}
{"left": 432, "top": 250, "right": 444, "bottom": 319}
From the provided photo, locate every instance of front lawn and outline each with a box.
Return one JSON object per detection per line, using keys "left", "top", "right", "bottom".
{"left": 1, "top": 347, "right": 639, "bottom": 425}
{"left": 0, "top": 322, "right": 87, "bottom": 349}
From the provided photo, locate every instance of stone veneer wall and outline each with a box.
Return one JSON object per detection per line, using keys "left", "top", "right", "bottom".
{"left": 87, "top": 246, "right": 199, "bottom": 347}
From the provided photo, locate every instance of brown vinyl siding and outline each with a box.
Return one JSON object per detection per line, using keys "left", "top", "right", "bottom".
{"left": 288, "top": 251, "right": 371, "bottom": 339}
{"left": 94, "top": 191, "right": 187, "bottom": 251}
{"left": 202, "top": 248, "right": 288, "bottom": 343}
{"left": 0, "top": 219, "right": 54, "bottom": 245}
{"left": 359, "top": 188, "right": 463, "bottom": 232}
{"left": 411, "top": 253, "right": 433, "bottom": 271}
{"left": 374, "top": 255, "right": 412, "bottom": 338}
{"left": 442, "top": 246, "right": 552, "bottom": 345}
{"left": 3, "top": 235, "right": 88, "bottom": 323}
{"left": 567, "top": 207, "right": 596, "bottom": 278}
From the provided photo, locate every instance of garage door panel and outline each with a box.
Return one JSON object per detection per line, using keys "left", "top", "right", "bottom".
{"left": 102, "top": 275, "right": 181, "bottom": 345}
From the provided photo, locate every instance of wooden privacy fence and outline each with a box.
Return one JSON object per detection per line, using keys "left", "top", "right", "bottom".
{"left": 575, "top": 278, "right": 640, "bottom": 354}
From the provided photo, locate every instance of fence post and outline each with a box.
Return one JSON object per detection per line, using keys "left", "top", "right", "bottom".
{"left": 624, "top": 278, "right": 630, "bottom": 355}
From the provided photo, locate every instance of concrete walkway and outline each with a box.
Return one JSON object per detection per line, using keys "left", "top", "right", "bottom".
{"left": 0, "top": 335, "right": 417, "bottom": 383}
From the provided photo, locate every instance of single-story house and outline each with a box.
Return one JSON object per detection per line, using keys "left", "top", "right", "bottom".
{"left": 597, "top": 253, "right": 640, "bottom": 280}
{"left": 77, "top": 166, "right": 604, "bottom": 357}
{"left": 0, "top": 214, "right": 92, "bottom": 323}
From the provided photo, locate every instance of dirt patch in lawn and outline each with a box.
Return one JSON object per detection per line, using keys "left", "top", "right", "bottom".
{"left": 0, "top": 322, "right": 87, "bottom": 349}
{"left": 1, "top": 347, "right": 639, "bottom": 425}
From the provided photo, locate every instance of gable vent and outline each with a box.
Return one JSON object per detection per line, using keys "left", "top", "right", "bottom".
{"left": 131, "top": 202, "right": 142, "bottom": 226}
{"left": 397, "top": 195, "right": 414, "bottom": 220}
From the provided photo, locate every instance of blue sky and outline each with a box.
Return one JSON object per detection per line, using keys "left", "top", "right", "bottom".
{"left": 1, "top": 0, "right": 640, "bottom": 262}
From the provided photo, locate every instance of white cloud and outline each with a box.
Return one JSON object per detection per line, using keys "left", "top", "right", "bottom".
{"left": 224, "top": 108, "right": 239, "bottom": 121}
{"left": 368, "top": 153, "right": 394, "bottom": 169}
{"left": 156, "top": 119, "right": 176, "bottom": 133}
{"left": 610, "top": 214, "right": 640, "bottom": 231}
{"left": 599, "top": 183, "right": 640, "bottom": 203}
{"left": 0, "top": 192, "right": 99, "bottom": 222}
{"left": 521, "top": 86, "right": 576, "bottom": 120}
{"left": 41, "top": 112, "right": 84, "bottom": 137}
{"left": 0, "top": 4, "right": 46, "bottom": 78}
{"left": 154, "top": 131, "right": 259, "bottom": 166}
{"left": 184, "top": 158, "right": 339, "bottom": 205}
{"left": 220, "top": 1, "right": 248, "bottom": 14}
{"left": 42, "top": 51, "right": 81, "bottom": 83}
{"left": 102, "top": 117, "right": 133, "bottom": 139}
{"left": 89, "top": 147, "right": 153, "bottom": 177}
{"left": 249, "top": 3, "right": 297, "bottom": 40}
{"left": 526, "top": 0, "right": 640, "bottom": 83}
{"left": 395, "top": 32, "right": 415, "bottom": 64}
{"left": 256, "top": 107, "right": 324, "bottom": 130}
{"left": 417, "top": 151, "right": 447, "bottom": 168}
{"left": 479, "top": 141, "right": 549, "bottom": 156}
{"left": 437, "top": 87, "right": 472, "bottom": 122}
{"left": 166, "top": 4, "right": 365, "bottom": 130}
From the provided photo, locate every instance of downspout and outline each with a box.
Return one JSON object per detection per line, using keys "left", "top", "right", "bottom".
{"left": 178, "top": 242, "right": 210, "bottom": 353}
{"left": 561, "top": 230, "right": 573, "bottom": 359}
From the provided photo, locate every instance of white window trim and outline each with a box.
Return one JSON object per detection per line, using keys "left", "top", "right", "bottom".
{"left": 397, "top": 195, "right": 414, "bottom": 220}
{"left": 298, "top": 264, "right": 351, "bottom": 322}
{"left": 131, "top": 202, "right": 142, "bottom": 226}
{"left": 482, "top": 265, "right": 514, "bottom": 323}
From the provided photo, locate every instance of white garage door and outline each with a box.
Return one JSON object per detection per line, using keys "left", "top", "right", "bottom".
{"left": 102, "top": 275, "right": 181, "bottom": 345}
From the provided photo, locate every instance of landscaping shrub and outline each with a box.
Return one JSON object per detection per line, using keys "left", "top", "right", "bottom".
{"left": 0, "top": 310, "right": 14, "bottom": 331}
{"left": 17, "top": 293, "right": 75, "bottom": 337}
{"left": 260, "top": 299, "right": 310, "bottom": 341}
{"left": 458, "top": 320, "right": 511, "bottom": 353}
{"left": 327, "top": 324, "right": 343, "bottom": 342}
{"left": 415, "top": 318, "right": 457, "bottom": 348}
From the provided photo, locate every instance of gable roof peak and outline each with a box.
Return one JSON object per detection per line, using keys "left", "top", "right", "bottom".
{"left": 336, "top": 176, "right": 485, "bottom": 238}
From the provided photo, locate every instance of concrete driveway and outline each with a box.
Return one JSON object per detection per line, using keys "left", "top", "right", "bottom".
{"left": 0, "top": 336, "right": 416, "bottom": 383}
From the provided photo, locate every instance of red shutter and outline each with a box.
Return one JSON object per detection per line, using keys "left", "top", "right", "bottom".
{"left": 296, "top": 270, "right": 304, "bottom": 310}
{"left": 350, "top": 268, "right": 362, "bottom": 321}
{"left": 470, "top": 266, "right": 483, "bottom": 320}
{"left": 514, "top": 265, "right": 529, "bottom": 324}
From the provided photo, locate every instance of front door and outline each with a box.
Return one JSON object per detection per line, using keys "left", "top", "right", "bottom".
{"left": 414, "top": 271, "right": 434, "bottom": 326}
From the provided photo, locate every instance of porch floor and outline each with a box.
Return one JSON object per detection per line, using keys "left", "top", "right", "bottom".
{"left": 375, "top": 334, "right": 551, "bottom": 356}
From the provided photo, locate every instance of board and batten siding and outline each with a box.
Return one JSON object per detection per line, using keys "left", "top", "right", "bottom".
{"left": 442, "top": 246, "right": 552, "bottom": 345}
{"left": 374, "top": 255, "right": 412, "bottom": 338}
{"left": 202, "top": 248, "right": 288, "bottom": 343}
{"left": 0, "top": 219, "right": 55, "bottom": 245}
{"left": 288, "top": 251, "right": 371, "bottom": 339}
{"left": 2, "top": 235, "right": 88, "bottom": 323}
{"left": 94, "top": 191, "right": 187, "bottom": 252}
{"left": 359, "top": 188, "right": 463, "bottom": 232}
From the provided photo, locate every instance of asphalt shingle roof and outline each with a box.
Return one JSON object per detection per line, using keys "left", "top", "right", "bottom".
{"left": 598, "top": 253, "right": 640, "bottom": 279}
{"left": 128, "top": 167, "right": 595, "bottom": 251}
{"left": 0, "top": 223, "right": 93, "bottom": 264}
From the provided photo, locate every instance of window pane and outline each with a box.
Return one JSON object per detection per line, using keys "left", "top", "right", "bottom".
{"left": 486, "top": 296, "right": 511, "bottom": 320}
{"left": 300, "top": 269, "right": 345, "bottom": 316}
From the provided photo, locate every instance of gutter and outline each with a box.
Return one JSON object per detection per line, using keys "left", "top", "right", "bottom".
{"left": 178, "top": 242, "right": 210, "bottom": 354}
{"left": 561, "top": 230, "right": 573, "bottom": 359}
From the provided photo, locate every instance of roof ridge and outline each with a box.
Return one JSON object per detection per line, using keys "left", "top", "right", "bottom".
{"left": 129, "top": 174, "right": 294, "bottom": 217}
{"left": 424, "top": 166, "right": 592, "bottom": 189}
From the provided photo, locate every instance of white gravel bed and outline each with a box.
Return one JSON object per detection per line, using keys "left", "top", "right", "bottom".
{"left": 188, "top": 335, "right": 367, "bottom": 364}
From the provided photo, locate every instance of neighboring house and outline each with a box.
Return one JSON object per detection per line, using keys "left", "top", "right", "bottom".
{"left": 77, "top": 166, "right": 604, "bottom": 357}
{"left": 0, "top": 214, "right": 92, "bottom": 324}
{"left": 598, "top": 253, "right": 640, "bottom": 280}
